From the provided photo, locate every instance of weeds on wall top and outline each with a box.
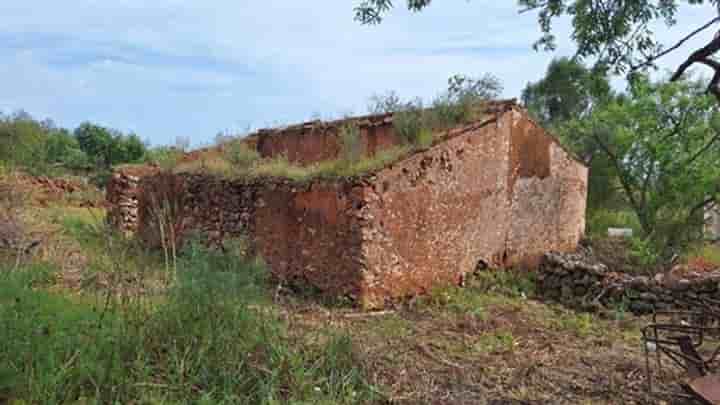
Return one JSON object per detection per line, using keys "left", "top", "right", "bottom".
{"left": 339, "top": 122, "right": 364, "bottom": 164}
{"left": 370, "top": 73, "right": 502, "bottom": 149}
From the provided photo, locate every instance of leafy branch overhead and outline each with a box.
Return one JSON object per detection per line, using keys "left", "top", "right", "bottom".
{"left": 355, "top": 0, "right": 720, "bottom": 101}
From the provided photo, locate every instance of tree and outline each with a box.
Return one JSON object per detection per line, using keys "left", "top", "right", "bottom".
{"left": 522, "top": 57, "right": 612, "bottom": 128}
{"left": 565, "top": 76, "right": 720, "bottom": 255}
{"left": 522, "top": 58, "right": 618, "bottom": 210}
{"left": 354, "top": 1, "right": 720, "bottom": 102}
{"left": 75, "top": 122, "right": 114, "bottom": 168}
{"left": 74, "top": 123, "right": 147, "bottom": 168}
{"left": 0, "top": 112, "right": 50, "bottom": 174}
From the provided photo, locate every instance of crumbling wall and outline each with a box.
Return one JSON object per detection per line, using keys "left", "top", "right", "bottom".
{"left": 505, "top": 114, "right": 588, "bottom": 267}
{"left": 136, "top": 173, "right": 367, "bottom": 299}
{"left": 252, "top": 116, "right": 401, "bottom": 165}
{"left": 119, "top": 105, "right": 589, "bottom": 307}
{"left": 358, "top": 119, "right": 512, "bottom": 306}
{"left": 253, "top": 182, "right": 366, "bottom": 297}
{"left": 539, "top": 249, "right": 720, "bottom": 314}
{"left": 106, "top": 166, "right": 159, "bottom": 236}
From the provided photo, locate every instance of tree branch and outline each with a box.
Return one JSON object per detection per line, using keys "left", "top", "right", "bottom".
{"left": 632, "top": 17, "right": 720, "bottom": 71}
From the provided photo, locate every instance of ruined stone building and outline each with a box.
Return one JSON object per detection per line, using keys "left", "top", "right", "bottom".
{"left": 107, "top": 100, "right": 588, "bottom": 307}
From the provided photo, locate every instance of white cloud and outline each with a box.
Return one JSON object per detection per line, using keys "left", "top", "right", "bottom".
{"left": 0, "top": 1, "right": 716, "bottom": 146}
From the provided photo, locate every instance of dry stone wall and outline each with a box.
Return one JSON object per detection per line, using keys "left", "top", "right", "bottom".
{"left": 109, "top": 103, "right": 589, "bottom": 306}
{"left": 106, "top": 166, "right": 159, "bottom": 236}
{"left": 136, "top": 173, "right": 369, "bottom": 299}
{"left": 539, "top": 248, "right": 720, "bottom": 314}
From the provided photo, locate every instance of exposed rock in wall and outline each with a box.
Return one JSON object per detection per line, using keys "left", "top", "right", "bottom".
{"left": 106, "top": 166, "right": 159, "bottom": 236}
{"left": 538, "top": 248, "right": 720, "bottom": 314}
{"left": 109, "top": 102, "right": 589, "bottom": 307}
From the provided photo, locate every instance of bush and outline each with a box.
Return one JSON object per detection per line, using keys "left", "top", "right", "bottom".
{"left": 224, "top": 140, "right": 261, "bottom": 170}
{"left": 144, "top": 146, "right": 184, "bottom": 170}
{"left": 339, "top": 123, "right": 364, "bottom": 163}
{"left": 0, "top": 243, "right": 377, "bottom": 404}
{"left": 586, "top": 209, "right": 641, "bottom": 237}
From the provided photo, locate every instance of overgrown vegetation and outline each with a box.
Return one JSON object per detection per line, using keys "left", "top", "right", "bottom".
{"left": 0, "top": 214, "right": 377, "bottom": 404}
{"left": 563, "top": 76, "right": 720, "bottom": 261}
{"left": 371, "top": 74, "right": 502, "bottom": 149}
{"left": 183, "top": 145, "right": 411, "bottom": 182}
{"left": 339, "top": 123, "right": 364, "bottom": 163}
{"left": 0, "top": 111, "right": 151, "bottom": 187}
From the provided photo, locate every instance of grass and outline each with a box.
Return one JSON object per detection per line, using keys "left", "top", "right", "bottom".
{"left": 0, "top": 204, "right": 378, "bottom": 404}
{"left": 174, "top": 146, "right": 411, "bottom": 183}
{"left": 683, "top": 243, "right": 720, "bottom": 270}
{"left": 473, "top": 331, "right": 516, "bottom": 354}
{"left": 586, "top": 208, "right": 642, "bottom": 238}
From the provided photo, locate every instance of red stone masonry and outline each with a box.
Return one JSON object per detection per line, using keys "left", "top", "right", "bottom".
{"left": 111, "top": 101, "right": 588, "bottom": 307}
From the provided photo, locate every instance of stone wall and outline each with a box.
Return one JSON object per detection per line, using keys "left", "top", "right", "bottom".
{"left": 136, "top": 173, "right": 369, "bottom": 299}
{"left": 106, "top": 166, "right": 158, "bottom": 236}
{"left": 354, "top": 112, "right": 588, "bottom": 306}
{"left": 506, "top": 114, "right": 588, "bottom": 267}
{"left": 112, "top": 103, "right": 589, "bottom": 306}
{"left": 247, "top": 114, "right": 401, "bottom": 166}
{"left": 357, "top": 119, "right": 512, "bottom": 305}
{"left": 538, "top": 248, "right": 720, "bottom": 314}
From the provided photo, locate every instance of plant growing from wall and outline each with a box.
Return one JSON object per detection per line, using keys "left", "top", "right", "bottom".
{"left": 339, "top": 122, "right": 364, "bottom": 163}
{"left": 374, "top": 74, "right": 502, "bottom": 149}
{"left": 224, "top": 140, "right": 260, "bottom": 171}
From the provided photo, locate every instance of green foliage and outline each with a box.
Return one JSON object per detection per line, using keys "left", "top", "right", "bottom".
{"left": 144, "top": 146, "right": 185, "bottom": 170}
{"left": 517, "top": 0, "right": 718, "bottom": 74}
{"left": 586, "top": 209, "right": 642, "bottom": 237}
{"left": 75, "top": 122, "right": 147, "bottom": 169}
{"left": 567, "top": 76, "right": 720, "bottom": 258}
{"left": 554, "top": 312, "right": 597, "bottom": 337}
{"left": 474, "top": 331, "right": 516, "bottom": 354}
{"left": 339, "top": 123, "right": 364, "bottom": 163}
{"left": 522, "top": 58, "right": 622, "bottom": 209}
{"left": 357, "top": 1, "right": 719, "bottom": 79}
{"left": 522, "top": 57, "right": 612, "bottom": 129}
{"left": 0, "top": 112, "right": 52, "bottom": 175}
{"left": 419, "top": 269, "right": 536, "bottom": 315}
{"left": 0, "top": 110, "right": 148, "bottom": 179}
{"left": 629, "top": 236, "right": 662, "bottom": 267}
{"left": 373, "top": 74, "right": 502, "bottom": 148}
{"left": 0, "top": 242, "right": 377, "bottom": 404}
{"left": 225, "top": 140, "right": 262, "bottom": 170}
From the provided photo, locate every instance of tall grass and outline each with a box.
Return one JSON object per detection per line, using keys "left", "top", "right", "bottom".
{"left": 0, "top": 238, "right": 377, "bottom": 404}
{"left": 176, "top": 146, "right": 410, "bottom": 183}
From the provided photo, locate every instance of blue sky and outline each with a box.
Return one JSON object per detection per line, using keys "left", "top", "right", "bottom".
{"left": 0, "top": 1, "right": 715, "bottom": 147}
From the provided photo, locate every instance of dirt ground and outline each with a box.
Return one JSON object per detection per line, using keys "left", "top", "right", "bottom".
{"left": 2, "top": 172, "right": 704, "bottom": 405}
{"left": 279, "top": 277, "right": 693, "bottom": 405}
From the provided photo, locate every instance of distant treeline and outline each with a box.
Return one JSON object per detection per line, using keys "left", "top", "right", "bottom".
{"left": 0, "top": 111, "right": 158, "bottom": 185}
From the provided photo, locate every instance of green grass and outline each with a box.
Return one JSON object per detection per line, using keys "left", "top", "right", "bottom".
{"left": 175, "top": 146, "right": 411, "bottom": 183}
{"left": 473, "top": 331, "right": 516, "bottom": 354}
{"left": 0, "top": 240, "right": 378, "bottom": 404}
{"left": 552, "top": 312, "right": 598, "bottom": 337}
{"left": 586, "top": 209, "right": 642, "bottom": 238}
{"left": 684, "top": 243, "right": 720, "bottom": 267}
{"left": 417, "top": 269, "right": 536, "bottom": 315}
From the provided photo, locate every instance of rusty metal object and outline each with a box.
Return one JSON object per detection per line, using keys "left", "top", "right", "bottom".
{"left": 642, "top": 295, "right": 720, "bottom": 402}
{"left": 685, "top": 374, "right": 720, "bottom": 404}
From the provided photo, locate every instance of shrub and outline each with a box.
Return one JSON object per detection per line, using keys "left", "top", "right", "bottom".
{"left": 144, "top": 146, "right": 184, "bottom": 170}
{"left": 339, "top": 123, "right": 364, "bottom": 163}
{"left": 392, "top": 101, "right": 425, "bottom": 146}
{"left": 224, "top": 140, "right": 261, "bottom": 170}
{"left": 586, "top": 209, "right": 641, "bottom": 237}
{"left": 0, "top": 243, "right": 378, "bottom": 404}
